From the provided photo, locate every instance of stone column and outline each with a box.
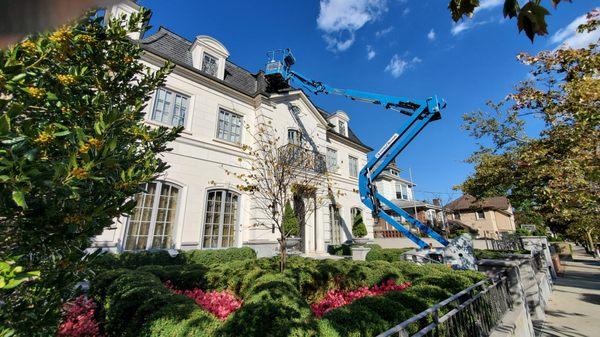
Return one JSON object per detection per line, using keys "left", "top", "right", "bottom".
{"left": 315, "top": 202, "right": 325, "bottom": 253}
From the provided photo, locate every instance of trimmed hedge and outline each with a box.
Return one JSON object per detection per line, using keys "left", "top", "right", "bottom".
{"left": 474, "top": 249, "right": 531, "bottom": 260}
{"left": 88, "top": 255, "right": 486, "bottom": 337}
{"left": 183, "top": 247, "right": 257, "bottom": 265}
{"left": 366, "top": 247, "right": 413, "bottom": 262}
{"left": 90, "top": 247, "right": 257, "bottom": 271}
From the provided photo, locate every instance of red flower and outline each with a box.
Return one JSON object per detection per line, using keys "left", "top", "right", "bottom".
{"left": 165, "top": 281, "right": 243, "bottom": 320}
{"left": 57, "top": 295, "right": 103, "bottom": 337}
{"left": 311, "top": 280, "right": 412, "bottom": 317}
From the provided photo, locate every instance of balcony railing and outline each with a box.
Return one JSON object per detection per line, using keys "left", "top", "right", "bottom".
{"left": 278, "top": 143, "right": 327, "bottom": 174}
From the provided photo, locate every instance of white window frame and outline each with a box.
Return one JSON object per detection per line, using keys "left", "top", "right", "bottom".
{"left": 338, "top": 120, "right": 347, "bottom": 136}
{"left": 326, "top": 148, "right": 338, "bottom": 172}
{"left": 123, "top": 181, "right": 181, "bottom": 251}
{"left": 329, "top": 204, "right": 342, "bottom": 245}
{"left": 476, "top": 210, "right": 486, "bottom": 220}
{"left": 287, "top": 129, "right": 302, "bottom": 146}
{"left": 216, "top": 108, "right": 243, "bottom": 144}
{"left": 201, "top": 189, "right": 241, "bottom": 249}
{"left": 348, "top": 156, "right": 358, "bottom": 178}
{"left": 201, "top": 52, "right": 219, "bottom": 77}
{"left": 151, "top": 87, "right": 190, "bottom": 127}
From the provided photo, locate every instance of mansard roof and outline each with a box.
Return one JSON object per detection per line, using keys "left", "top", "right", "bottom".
{"left": 139, "top": 26, "right": 370, "bottom": 152}
{"left": 139, "top": 27, "right": 261, "bottom": 96}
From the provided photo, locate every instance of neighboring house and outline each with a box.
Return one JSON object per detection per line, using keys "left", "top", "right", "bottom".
{"left": 93, "top": 2, "right": 373, "bottom": 257}
{"left": 445, "top": 195, "right": 516, "bottom": 239}
{"left": 372, "top": 163, "right": 445, "bottom": 238}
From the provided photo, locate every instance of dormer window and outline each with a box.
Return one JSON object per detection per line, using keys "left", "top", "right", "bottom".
{"left": 191, "top": 36, "right": 230, "bottom": 80}
{"left": 202, "top": 53, "right": 219, "bottom": 77}
{"left": 338, "top": 120, "right": 347, "bottom": 136}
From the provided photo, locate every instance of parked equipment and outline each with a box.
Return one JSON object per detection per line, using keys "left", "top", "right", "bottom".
{"left": 264, "top": 49, "right": 475, "bottom": 270}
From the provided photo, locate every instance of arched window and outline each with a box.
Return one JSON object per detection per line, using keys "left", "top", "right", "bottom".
{"left": 203, "top": 189, "right": 240, "bottom": 249}
{"left": 351, "top": 207, "right": 362, "bottom": 220}
{"left": 125, "top": 181, "right": 180, "bottom": 250}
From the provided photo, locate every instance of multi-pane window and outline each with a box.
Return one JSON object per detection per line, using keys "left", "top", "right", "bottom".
{"left": 152, "top": 88, "right": 189, "bottom": 127}
{"left": 326, "top": 148, "right": 337, "bottom": 172}
{"left": 329, "top": 205, "right": 341, "bottom": 244}
{"left": 217, "top": 109, "right": 243, "bottom": 143}
{"left": 203, "top": 190, "right": 239, "bottom": 249}
{"left": 476, "top": 210, "right": 486, "bottom": 219}
{"left": 202, "top": 53, "right": 218, "bottom": 77}
{"left": 338, "top": 121, "right": 346, "bottom": 136}
{"left": 349, "top": 156, "right": 358, "bottom": 178}
{"left": 288, "top": 129, "right": 302, "bottom": 146}
{"left": 396, "top": 183, "right": 409, "bottom": 200}
{"left": 125, "top": 182, "right": 180, "bottom": 250}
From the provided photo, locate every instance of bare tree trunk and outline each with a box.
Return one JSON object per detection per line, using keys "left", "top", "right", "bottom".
{"left": 279, "top": 235, "right": 286, "bottom": 272}
{"left": 585, "top": 228, "right": 595, "bottom": 256}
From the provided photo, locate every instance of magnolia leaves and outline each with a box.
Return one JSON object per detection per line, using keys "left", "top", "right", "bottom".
{"left": 449, "top": 0, "right": 573, "bottom": 42}
{"left": 448, "top": 0, "right": 480, "bottom": 21}
{"left": 517, "top": 2, "right": 551, "bottom": 42}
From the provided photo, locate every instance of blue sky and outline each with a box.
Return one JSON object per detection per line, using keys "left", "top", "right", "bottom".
{"left": 140, "top": 0, "right": 598, "bottom": 204}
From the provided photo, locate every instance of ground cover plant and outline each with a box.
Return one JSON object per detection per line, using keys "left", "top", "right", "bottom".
{"left": 80, "top": 249, "right": 486, "bottom": 337}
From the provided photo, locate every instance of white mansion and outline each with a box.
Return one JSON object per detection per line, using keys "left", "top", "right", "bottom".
{"left": 94, "top": 2, "right": 374, "bottom": 257}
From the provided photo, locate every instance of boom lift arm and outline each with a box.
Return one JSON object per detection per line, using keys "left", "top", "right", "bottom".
{"left": 265, "top": 49, "right": 449, "bottom": 249}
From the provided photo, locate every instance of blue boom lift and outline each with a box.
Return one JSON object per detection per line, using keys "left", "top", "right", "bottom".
{"left": 265, "top": 49, "right": 475, "bottom": 269}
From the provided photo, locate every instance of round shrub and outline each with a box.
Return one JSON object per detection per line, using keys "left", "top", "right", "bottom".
{"left": 221, "top": 273, "right": 316, "bottom": 337}
{"left": 139, "top": 295, "right": 223, "bottom": 337}
{"left": 321, "top": 295, "right": 418, "bottom": 337}
{"left": 404, "top": 284, "right": 453, "bottom": 306}
{"left": 413, "top": 273, "right": 473, "bottom": 294}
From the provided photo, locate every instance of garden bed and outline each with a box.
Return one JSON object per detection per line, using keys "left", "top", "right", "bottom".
{"left": 72, "top": 248, "right": 485, "bottom": 337}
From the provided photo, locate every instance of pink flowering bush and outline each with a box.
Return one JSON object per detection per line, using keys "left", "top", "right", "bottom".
{"left": 57, "top": 295, "right": 103, "bottom": 337}
{"left": 311, "top": 279, "right": 412, "bottom": 317}
{"left": 165, "top": 281, "right": 242, "bottom": 320}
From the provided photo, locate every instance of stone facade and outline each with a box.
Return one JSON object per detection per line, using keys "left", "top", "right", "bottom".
{"left": 93, "top": 2, "right": 373, "bottom": 257}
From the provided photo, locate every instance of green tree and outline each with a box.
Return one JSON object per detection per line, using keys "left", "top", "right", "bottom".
{"left": 0, "top": 9, "right": 179, "bottom": 335}
{"left": 352, "top": 212, "right": 367, "bottom": 238}
{"left": 448, "top": 0, "right": 578, "bottom": 42}
{"left": 460, "top": 11, "right": 599, "bottom": 252}
{"left": 282, "top": 200, "right": 300, "bottom": 237}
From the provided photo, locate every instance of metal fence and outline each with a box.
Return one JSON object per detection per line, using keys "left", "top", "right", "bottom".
{"left": 377, "top": 271, "right": 513, "bottom": 337}
{"left": 482, "top": 235, "right": 525, "bottom": 251}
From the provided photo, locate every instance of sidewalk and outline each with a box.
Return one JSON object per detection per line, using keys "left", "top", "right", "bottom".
{"left": 536, "top": 245, "right": 600, "bottom": 337}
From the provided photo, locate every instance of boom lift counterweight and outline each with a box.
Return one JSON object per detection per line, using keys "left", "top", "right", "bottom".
{"left": 265, "top": 49, "right": 475, "bottom": 269}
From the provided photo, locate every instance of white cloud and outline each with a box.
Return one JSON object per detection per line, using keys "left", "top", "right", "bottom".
{"left": 475, "top": 0, "right": 503, "bottom": 13}
{"left": 427, "top": 28, "right": 436, "bottom": 41}
{"left": 317, "top": 0, "right": 389, "bottom": 52}
{"left": 366, "top": 45, "right": 376, "bottom": 60}
{"left": 450, "top": 19, "right": 491, "bottom": 36}
{"left": 551, "top": 13, "right": 600, "bottom": 49}
{"left": 451, "top": 21, "right": 471, "bottom": 35}
{"left": 402, "top": 8, "right": 410, "bottom": 16}
{"left": 450, "top": 0, "right": 503, "bottom": 36}
{"left": 384, "top": 54, "right": 420, "bottom": 78}
{"left": 375, "top": 26, "right": 394, "bottom": 37}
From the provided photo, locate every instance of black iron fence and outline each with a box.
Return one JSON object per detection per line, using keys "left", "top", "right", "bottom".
{"left": 377, "top": 271, "right": 513, "bottom": 337}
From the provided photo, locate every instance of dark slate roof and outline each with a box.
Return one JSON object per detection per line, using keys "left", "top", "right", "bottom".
{"left": 139, "top": 27, "right": 260, "bottom": 96}
{"left": 445, "top": 195, "right": 511, "bottom": 212}
{"left": 138, "top": 27, "right": 370, "bottom": 151}
{"left": 317, "top": 108, "right": 373, "bottom": 151}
